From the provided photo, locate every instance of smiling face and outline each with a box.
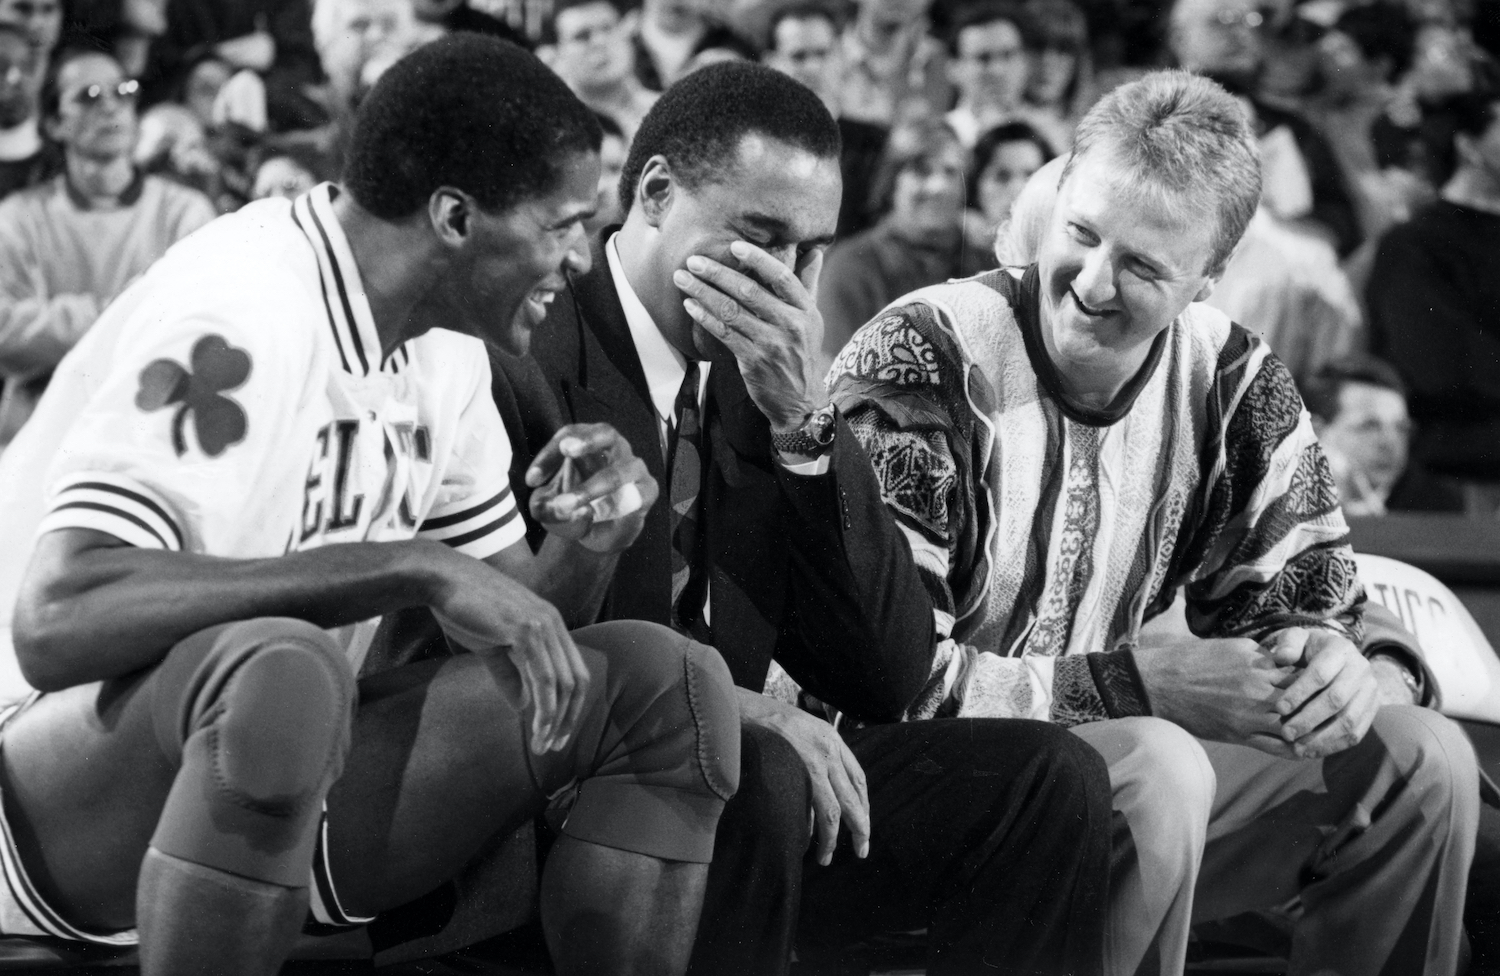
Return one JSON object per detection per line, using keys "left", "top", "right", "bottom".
{"left": 1036, "top": 148, "right": 1219, "bottom": 403}
{"left": 440, "top": 150, "right": 599, "bottom": 356}
{"left": 641, "top": 133, "right": 840, "bottom": 362}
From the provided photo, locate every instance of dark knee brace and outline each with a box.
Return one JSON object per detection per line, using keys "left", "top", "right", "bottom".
{"left": 148, "top": 618, "right": 354, "bottom": 888}
{"left": 561, "top": 622, "right": 741, "bottom": 864}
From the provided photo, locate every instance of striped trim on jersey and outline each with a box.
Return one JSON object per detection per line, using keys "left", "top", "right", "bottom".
{"left": 307, "top": 804, "right": 376, "bottom": 930}
{"left": 37, "top": 472, "right": 185, "bottom": 551}
{"left": 290, "top": 185, "right": 408, "bottom": 379}
{"left": 418, "top": 483, "right": 521, "bottom": 560}
{"left": 0, "top": 693, "right": 139, "bottom": 946}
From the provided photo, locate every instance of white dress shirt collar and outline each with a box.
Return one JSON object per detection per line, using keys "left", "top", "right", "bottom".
{"left": 606, "top": 232, "right": 709, "bottom": 429}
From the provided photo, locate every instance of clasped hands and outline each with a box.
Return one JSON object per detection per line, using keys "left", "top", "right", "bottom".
{"left": 1137, "top": 626, "right": 1381, "bottom": 760}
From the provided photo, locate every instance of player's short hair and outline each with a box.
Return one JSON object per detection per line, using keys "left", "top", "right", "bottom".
{"left": 619, "top": 60, "right": 840, "bottom": 215}
{"left": 766, "top": 1, "right": 843, "bottom": 49}
{"left": 344, "top": 34, "right": 602, "bottom": 220}
{"left": 1062, "top": 69, "right": 1259, "bottom": 276}
{"left": 970, "top": 120, "right": 1055, "bottom": 200}
{"left": 947, "top": 1, "right": 1033, "bottom": 56}
{"left": 1334, "top": 1, "right": 1417, "bottom": 79}
{"left": 1303, "top": 354, "right": 1408, "bottom": 424}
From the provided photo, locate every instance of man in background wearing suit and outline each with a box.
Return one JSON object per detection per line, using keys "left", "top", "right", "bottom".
{"left": 492, "top": 60, "right": 1112, "bottom": 976}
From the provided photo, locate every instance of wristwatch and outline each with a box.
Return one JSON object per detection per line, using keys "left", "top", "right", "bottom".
{"left": 771, "top": 405, "right": 837, "bottom": 458}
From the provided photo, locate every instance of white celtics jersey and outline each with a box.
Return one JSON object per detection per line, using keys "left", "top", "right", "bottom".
{"left": 0, "top": 183, "right": 524, "bottom": 676}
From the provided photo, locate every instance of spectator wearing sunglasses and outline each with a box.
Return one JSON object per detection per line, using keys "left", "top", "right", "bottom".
{"left": 0, "top": 49, "right": 213, "bottom": 444}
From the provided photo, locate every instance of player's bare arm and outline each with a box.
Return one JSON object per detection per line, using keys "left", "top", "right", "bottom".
{"left": 16, "top": 526, "right": 593, "bottom": 752}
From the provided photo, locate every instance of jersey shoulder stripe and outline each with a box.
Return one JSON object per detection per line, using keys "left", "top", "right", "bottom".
{"left": 38, "top": 473, "right": 184, "bottom": 552}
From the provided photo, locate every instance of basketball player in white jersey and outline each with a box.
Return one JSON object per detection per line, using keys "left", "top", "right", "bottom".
{"left": 0, "top": 34, "right": 740, "bottom": 976}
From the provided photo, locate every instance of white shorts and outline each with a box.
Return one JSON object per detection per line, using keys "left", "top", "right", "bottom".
{"left": 0, "top": 694, "right": 374, "bottom": 945}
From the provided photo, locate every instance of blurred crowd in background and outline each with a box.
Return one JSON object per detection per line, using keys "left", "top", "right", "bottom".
{"left": 1, "top": 0, "right": 1499, "bottom": 520}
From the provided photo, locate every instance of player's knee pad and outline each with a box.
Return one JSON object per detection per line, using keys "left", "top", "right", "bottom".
{"left": 560, "top": 622, "right": 740, "bottom": 863}
{"left": 592, "top": 621, "right": 740, "bottom": 803}
{"left": 149, "top": 618, "right": 353, "bottom": 886}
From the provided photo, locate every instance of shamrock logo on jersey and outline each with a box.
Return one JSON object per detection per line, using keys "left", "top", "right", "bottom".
{"left": 135, "top": 334, "right": 252, "bottom": 457}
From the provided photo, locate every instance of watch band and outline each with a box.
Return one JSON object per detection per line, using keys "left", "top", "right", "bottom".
{"left": 772, "top": 405, "right": 837, "bottom": 457}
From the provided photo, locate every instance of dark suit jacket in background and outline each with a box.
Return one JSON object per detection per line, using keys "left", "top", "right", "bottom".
{"left": 491, "top": 230, "right": 936, "bottom": 722}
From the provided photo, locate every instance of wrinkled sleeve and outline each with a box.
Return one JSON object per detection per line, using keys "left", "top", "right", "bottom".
{"left": 1181, "top": 343, "right": 1364, "bottom": 642}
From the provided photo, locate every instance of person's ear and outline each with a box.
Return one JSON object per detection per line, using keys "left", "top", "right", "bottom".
{"left": 429, "top": 187, "right": 473, "bottom": 248}
{"left": 637, "top": 155, "right": 675, "bottom": 228}
{"left": 1192, "top": 275, "right": 1218, "bottom": 304}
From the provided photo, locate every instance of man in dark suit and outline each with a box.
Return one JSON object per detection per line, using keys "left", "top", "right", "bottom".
{"left": 492, "top": 61, "right": 1111, "bottom": 976}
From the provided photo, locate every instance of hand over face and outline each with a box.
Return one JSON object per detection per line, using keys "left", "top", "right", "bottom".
{"left": 673, "top": 241, "right": 828, "bottom": 431}
{"left": 737, "top": 688, "right": 870, "bottom": 866}
{"left": 1134, "top": 635, "right": 1298, "bottom": 757}
{"left": 1264, "top": 627, "right": 1380, "bottom": 759}
{"left": 431, "top": 554, "right": 589, "bottom": 755}
{"left": 525, "top": 423, "right": 659, "bottom": 554}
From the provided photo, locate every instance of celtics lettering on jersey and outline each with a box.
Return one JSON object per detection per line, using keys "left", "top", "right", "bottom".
{"left": 297, "top": 417, "right": 434, "bottom": 548}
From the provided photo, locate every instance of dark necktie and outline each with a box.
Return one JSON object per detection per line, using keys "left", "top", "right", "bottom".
{"left": 668, "top": 361, "right": 706, "bottom": 636}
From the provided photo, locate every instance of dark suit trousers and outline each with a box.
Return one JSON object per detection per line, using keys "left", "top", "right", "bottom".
{"left": 688, "top": 718, "right": 1112, "bottom": 976}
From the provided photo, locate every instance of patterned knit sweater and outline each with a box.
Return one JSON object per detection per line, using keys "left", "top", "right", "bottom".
{"left": 818, "top": 265, "right": 1365, "bottom": 726}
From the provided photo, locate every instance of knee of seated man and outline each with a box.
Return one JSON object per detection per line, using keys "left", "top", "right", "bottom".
{"left": 581, "top": 620, "right": 741, "bottom": 804}
{"left": 155, "top": 617, "right": 354, "bottom": 814}
{"left": 1110, "top": 717, "right": 1216, "bottom": 819}
{"left": 721, "top": 723, "right": 812, "bottom": 841}
{"left": 1361, "top": 705, "right": 1478, "bottom": 807}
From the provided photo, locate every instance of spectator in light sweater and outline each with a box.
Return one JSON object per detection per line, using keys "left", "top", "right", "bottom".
{"left": 0, "top": 49, "right": 214, "bottom": 444}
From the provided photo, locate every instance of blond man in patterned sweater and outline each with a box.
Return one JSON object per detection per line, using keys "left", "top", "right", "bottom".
{"left": 818, "top": 70, "right": 1479, "bottom": 976}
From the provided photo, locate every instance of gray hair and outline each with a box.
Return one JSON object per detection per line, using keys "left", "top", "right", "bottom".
{"left": 1061, "top": 69, "right": 1260, "bottom": 276}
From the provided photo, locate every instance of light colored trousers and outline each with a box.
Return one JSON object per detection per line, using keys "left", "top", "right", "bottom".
{"left": 1071, "top": 706, "right": 1479, "bottom": 976}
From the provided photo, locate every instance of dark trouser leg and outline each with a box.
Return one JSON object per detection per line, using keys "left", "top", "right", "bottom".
{"left": 798, "top": 718, "right": 1112, "bottom": 976}
{"left": 1, "top": 618, "right": 354, "bottom": 975}
{"left": 687, "top": 724, "right": 811, "bottom": 976}
{"left": 1467, "top": 804, "right": 1500, "bottom": 967}
{"left": 325, "top": 620, "right": 740, "bottom": 976}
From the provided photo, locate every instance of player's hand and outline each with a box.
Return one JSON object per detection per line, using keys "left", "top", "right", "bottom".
{"left": 1265, "top": 627, "right": 1379, "bottom": 759}
{"left": 736, "top": 687, "right": 870, "bottom": 866}
{"left": 431, "top": 552, "right": 589, "bottom": 754}
{"left": 525, "top": 423, "right": 658, "bottom": 554}
{"left": 1134, "top": 635, "right": 1298, "bottom": 758}
{"left": 674, "top": 241, "right": 828, "bottom": 433}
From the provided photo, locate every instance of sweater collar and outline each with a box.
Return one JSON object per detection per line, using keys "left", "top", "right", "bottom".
{"left": 63, "top": 164, "right": 145, "bottom": 209}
